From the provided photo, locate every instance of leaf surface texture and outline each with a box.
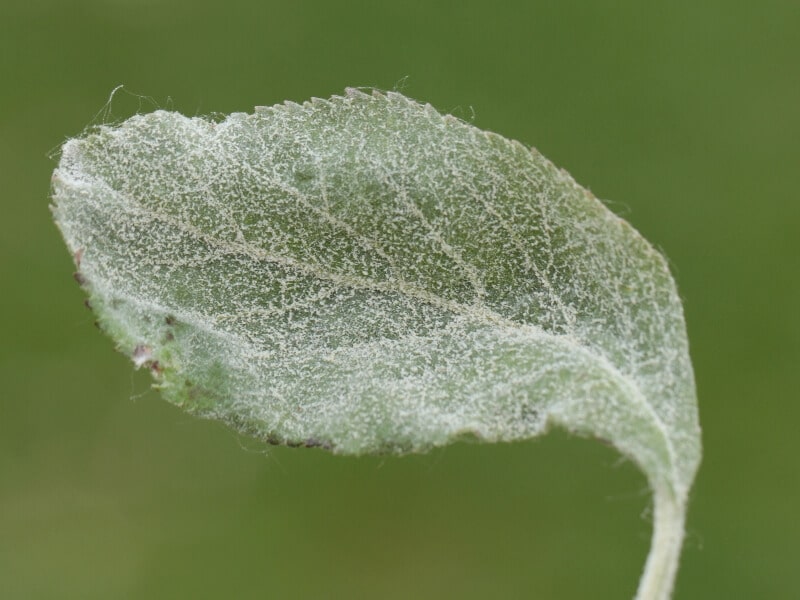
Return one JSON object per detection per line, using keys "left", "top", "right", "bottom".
{"left": 52, "top": 89, "right": 700, "bottom": 504}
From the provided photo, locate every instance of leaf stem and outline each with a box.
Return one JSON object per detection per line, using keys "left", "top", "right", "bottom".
{"left": 634, "top": 485, "right": 686, "bottom": 600}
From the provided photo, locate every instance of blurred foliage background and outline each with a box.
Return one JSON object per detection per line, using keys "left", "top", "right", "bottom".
{"left": 1, "top": 1, "right": 797, "bottom": 598}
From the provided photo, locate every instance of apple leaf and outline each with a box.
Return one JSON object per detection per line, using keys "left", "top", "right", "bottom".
{"left": 52, "top": 89, "right": 700, "bottom": 599}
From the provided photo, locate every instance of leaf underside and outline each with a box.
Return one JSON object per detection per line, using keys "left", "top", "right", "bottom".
{"left": 52, "top": 89, "right": 700, "bottom": 504}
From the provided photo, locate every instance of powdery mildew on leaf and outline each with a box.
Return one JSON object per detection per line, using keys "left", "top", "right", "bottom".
{"left": 52, "top": 89, "right": 700, "bottom": 598}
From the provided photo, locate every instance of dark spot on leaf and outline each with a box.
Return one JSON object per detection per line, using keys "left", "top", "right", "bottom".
{"left": 521, "top": 404, "right": 540, "bottom": 426}
{"left": 304, "top": 438, "right": 332, "bottom": 450}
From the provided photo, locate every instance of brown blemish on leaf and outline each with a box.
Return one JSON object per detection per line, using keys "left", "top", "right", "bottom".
{"left": 132, "top": 344, "right": 153, "bottom": 368}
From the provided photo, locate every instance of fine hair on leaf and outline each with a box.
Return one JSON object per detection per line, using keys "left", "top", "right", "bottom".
{"left": 51, "top": 88, "right": 701, "bottom": 599}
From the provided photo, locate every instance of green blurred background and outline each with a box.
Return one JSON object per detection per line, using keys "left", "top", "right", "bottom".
{"left": 1, "top": 1, "right": 797, "bottom": 598}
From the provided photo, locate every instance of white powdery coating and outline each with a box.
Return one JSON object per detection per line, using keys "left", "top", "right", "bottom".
{"left": 52, "top": 89, "right": 700, "bottom": 501}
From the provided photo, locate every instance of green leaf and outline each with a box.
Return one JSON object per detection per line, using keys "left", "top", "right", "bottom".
{"left": 51, "top": 89, "right": 700, "bottom": 599}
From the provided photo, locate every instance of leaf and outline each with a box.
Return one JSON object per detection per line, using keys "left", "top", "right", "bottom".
{"left": 51, "top": 89, "right": 700, "bottom": 599}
